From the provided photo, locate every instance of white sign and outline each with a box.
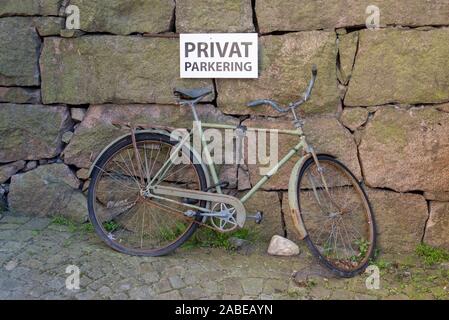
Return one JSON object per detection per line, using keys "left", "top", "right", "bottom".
{"left": 180, "top": 33, "right": 258, "bottom": 79}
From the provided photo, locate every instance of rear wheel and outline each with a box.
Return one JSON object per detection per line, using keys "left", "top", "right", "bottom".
{"left": 297, "top": 155, "right": 376, "bottom": 278}
{"left": 87, "top": 132, "right": 208, "bottom": 256}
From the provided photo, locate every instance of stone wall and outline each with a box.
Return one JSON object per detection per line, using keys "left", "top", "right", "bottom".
{"left": 1, "top": 0, "right": 449, "bottom": 254}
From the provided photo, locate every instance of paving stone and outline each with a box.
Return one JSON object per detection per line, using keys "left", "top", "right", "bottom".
{"left": 98, "top": 286, "right": 113, "bottom": 298}
{"left": 168, "top": 275, "right": 186, "bottom": 290}
{"left": 20, "top": 218, "right": 51, "bottom": 231}
{"left": 180, "top": 287, "right": 206, "bottom": 299}
{"left": 0, "top": 278, "right": 23, "bottom": 291}
{"left": 0, "top": 223, "right": 21, "bottom": 230}
{"left": 75, "top": 289, "right": 96, "bottom": 300}
{"left": 241, "top": 278, "right": 264, "bottom": 296}
{"left": 110, "top": 292, "right": 129, "bottom": 300}
{"left": 157, "top": 290, "right": 182, "bottom": 300}
{"left": 153, "top": 279, "right": 172, "bottom": 294}
{"left": 310, "top": 286, "right": 332, "bottom": 299}
{"left": 0, "top": 215, "right": 31, "bottom": 224}
{"left": 140, "top": 271, "right": 159, "bottom": 284}
{"left": 222, "top": 278, "right": 244, "bottom": 295}
{"left": 4, "top": 259, "right": 17, "bottom": 271}
{"left": 263, "top": 279, "right": 288, "bottom": 294}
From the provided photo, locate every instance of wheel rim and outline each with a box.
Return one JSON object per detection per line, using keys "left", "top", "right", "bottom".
{"left": 91, "top": 139, "right": 204, "bottom": 253}
{"left": 299, "top": 159, "right": 374, "bottom": 273}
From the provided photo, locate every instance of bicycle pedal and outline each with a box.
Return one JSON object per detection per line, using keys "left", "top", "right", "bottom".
{"left": 248, "top": 211, "right": 263, "bottom": 224}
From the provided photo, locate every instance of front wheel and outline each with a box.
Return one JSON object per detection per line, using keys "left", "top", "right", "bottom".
{"left": 296, "top": 155, "right": 376, "bottom": 278}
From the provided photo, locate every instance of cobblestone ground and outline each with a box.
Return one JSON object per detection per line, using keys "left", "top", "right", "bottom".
{"left": 0, "top": 212, "right": 448, "bottom": 300}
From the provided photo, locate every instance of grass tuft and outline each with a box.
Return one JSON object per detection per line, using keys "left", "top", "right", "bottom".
{"left": 182, "top": 227, "right": 258, "bottom": 250}
{"left": 416, "top": 243, "right": 449, "bottom": 266}
{"left": 51, "top": 216, "right": 94, "bottom": 234}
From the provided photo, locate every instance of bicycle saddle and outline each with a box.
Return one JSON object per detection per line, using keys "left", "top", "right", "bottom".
{"left": 174, "top": 86, "right": 213, "bottom": 100}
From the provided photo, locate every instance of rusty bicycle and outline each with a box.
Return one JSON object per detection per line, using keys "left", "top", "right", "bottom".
{"left": 87, "top": 66, "right": 376, "bottom": 278}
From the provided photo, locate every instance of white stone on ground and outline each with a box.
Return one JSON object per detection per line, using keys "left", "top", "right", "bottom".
{"left": 267, "top": 235, "right": 300, "bottom": 256}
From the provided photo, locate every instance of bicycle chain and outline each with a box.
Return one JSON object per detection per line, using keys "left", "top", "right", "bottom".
{"left": 142, "top": 197, "right": 223, "bottom": 232}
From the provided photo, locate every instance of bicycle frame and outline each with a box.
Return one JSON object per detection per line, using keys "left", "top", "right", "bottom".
{"left": 146, "top": 113, "right": 311, "bottom": 206}
{"left": 199, "top": 122, "right": 307, "bottom": 204}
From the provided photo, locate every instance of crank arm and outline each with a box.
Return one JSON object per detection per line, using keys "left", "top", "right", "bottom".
{"left": 151, "top": 185, "right": 246, "bottom": 227}
{"left": 199, "top": 212, "right": 230, "bottom": 218}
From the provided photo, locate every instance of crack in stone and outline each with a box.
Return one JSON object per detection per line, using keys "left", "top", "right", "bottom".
{"left": 421, "top": 200, "right": 431, "bottom": 243}
{"left": 277, "top": 191, "right": 287, "bottom": 238}
{"left": 170, "top": 0, "right": 177, "bottom": 33}
{"left": 251, "top": 0, "right": 260, "bottom": 34}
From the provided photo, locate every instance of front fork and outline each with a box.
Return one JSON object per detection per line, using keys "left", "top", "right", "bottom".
{"left": 304, "top": 141, "right": 342, "bottom": 213}
{"left": 303, "top": 140, "right": 330, "bottom": 193}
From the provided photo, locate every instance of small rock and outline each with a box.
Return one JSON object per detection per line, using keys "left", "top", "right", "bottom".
{"left": 23, "top": 161, "right": 37, "bottom": 172}
{"left": 4, "top": 260, "right": 18, "bottom": 271}
{"left": 70, "top": 108, "right": 87, "bottom": 122}
{"left": 0, "top": 160, "right": 26, "bottom": 184}
{"left": 76, "top": 168, "right": 89, "bottom": 180}
{"left": 440, "top": 262, "right": 449, "bottom": 270}
{"left": 62, "top": 131, "right": 74, "bottom": 144}
{"left": 267, "top": 235, "right": 300, "bottom": 256}
{"left": 228, "top": 237, "right": 253, "bottom": 255}
{"left": 228, "top": 237, "right": 248, "bottom": 249}
{"left": 82, "top": 180, "right": 90, "bottom": 192}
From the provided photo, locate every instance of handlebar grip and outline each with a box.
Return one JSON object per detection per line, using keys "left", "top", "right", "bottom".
{"left": 312, "top": 64, "right": 318, "bottom": 76}
{"left": 247, "top": 99, "right": 267, "bottom": 107}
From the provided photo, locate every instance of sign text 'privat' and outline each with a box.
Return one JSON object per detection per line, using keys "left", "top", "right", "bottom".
{"left": 180, "top": 33, "right": 258, "bottom": 79}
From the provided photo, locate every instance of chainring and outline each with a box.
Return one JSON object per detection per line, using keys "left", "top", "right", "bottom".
{"left": 210, "top": 202, "right": 239, "bottom": 232}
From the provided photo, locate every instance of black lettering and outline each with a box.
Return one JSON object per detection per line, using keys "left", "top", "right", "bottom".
{"left": 244, "top": 62, "right": 252, "bottom": 72}
{"left": 185, "top": 42, "right": 195, "bottom": 58}
{"left": 235, "top": 62, "right": 242, "bottom": 72}
{"left": 216, "top": 42, "right": 229, "bottom": 58}
{"left": 241, "top": 42, "right": 252, "bottom": 57}
{"left": 197, "top": 42, "right": 208, "bottom": 58}
{"left": 185, "top": 62, "right": 192, "bottom": 71}
{"left": 229, "top": 42, "right": 242, "bottom": 58}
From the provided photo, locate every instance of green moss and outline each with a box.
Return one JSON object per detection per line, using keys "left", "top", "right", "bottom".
{"left": 370, "top": 116, "right": 408, "bottom": 148}
{"left": 416, "top": 243, "right": 449, "bottom": 266}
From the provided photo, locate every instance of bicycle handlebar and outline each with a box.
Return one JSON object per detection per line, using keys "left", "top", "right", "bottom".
{"left": 247, "top": 65, "right": 318, "bottom": 113}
